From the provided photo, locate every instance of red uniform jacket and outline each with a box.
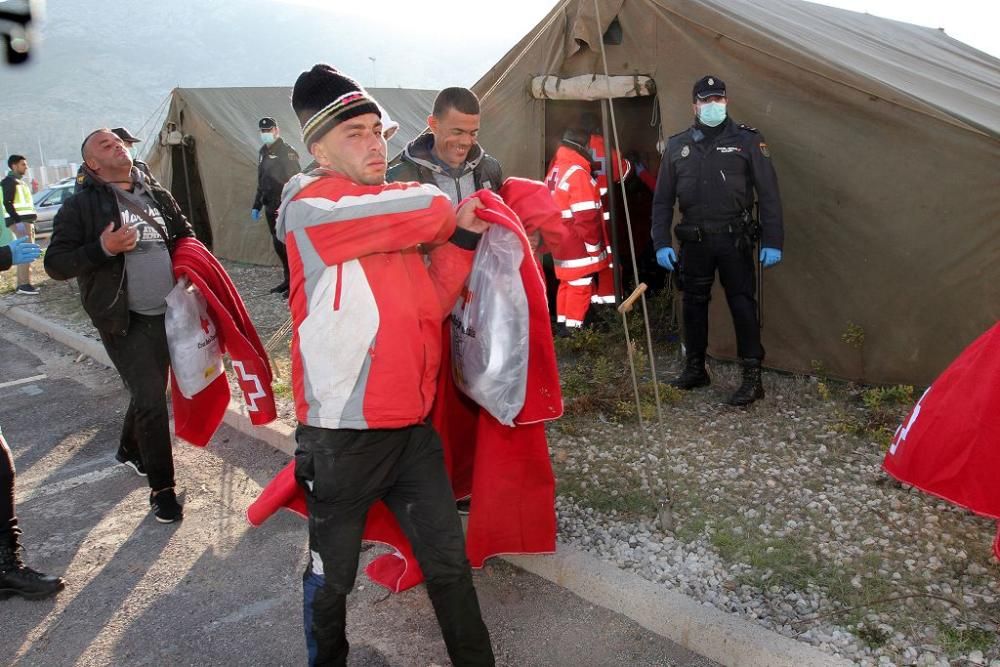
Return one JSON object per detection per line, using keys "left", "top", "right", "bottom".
{"left": 545, "top": 146, "right": 609, "bottom": 281}
{"left": 248, "top": 185, "right": 562, "bottom": 591}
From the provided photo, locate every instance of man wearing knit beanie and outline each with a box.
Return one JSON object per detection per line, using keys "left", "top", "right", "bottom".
{"left": 277, "top": 64, "right": 495, "bottom": 666}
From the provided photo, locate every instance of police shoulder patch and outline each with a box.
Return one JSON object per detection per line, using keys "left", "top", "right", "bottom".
{"left": 759, "top": 142, "right": 770, "bottom": 158}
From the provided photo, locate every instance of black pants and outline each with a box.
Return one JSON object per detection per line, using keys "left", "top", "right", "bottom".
{"left": 679, "top": 232, "right": 763, "bottom": 360}
{"left": 265, "top": 207, "right": 289, "bottom": 286}
{"left": 0, "top": 428, "right": 18, "bottom": 546}
{"left": 99, "top": 312, "right": 175, "bottom": 491}
{"left": 294, "top": 422, "right": 494, "bottom": 667}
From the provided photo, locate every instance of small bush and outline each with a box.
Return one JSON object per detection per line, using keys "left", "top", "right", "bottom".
{"left": 841, "top": 322, "right": 865, "bottom": 349}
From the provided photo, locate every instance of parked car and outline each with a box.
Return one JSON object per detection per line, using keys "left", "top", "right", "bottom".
{"left": 32, "top": 177, "right": 76, "bottom": 235}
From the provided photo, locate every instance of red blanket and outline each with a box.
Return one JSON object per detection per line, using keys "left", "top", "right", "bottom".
{"left": 883, "top": 321, "right": 1000, "bottom": 560}
{"left": 171, "top": 238, "right": 277, "bottom": 446}
{"left": 248, "top": 182, "right": 563, "bottom": 591}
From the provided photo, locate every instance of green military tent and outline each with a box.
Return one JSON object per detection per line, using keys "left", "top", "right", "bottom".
{"left": 145, "top": 86, "right": 436, "bottom": 266}
{"left": 472, "top": 0, "right": 1000, "bottom": 385}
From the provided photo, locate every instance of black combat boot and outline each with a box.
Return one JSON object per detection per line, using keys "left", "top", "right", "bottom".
{"left": 0, "top": 537, "right": 65, "bottom": 600}
{"left": 669, "top": 354, "right": 711, "bottom": 390}
{"left": 727, "top": 358, "right": 765, "bottom": 406}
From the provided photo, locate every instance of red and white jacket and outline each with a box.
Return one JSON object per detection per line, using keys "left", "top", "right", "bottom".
{"left": 275, "top": 170, "right": 474, "bottom": 429}
{"left": 588, "top": 133, "right": 631, "bottom": 198}
{"left": 544, "top": 146, "right": 609, "bottom": 281}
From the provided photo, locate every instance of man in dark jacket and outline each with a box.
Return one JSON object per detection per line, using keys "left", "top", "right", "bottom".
{"left": 0, "top": 238, "right": 65, "bottom": 600}
{"left": 387, "top": 87, "right": 502, "bottom": 203}
{"left": 252, "top": 117, "right": 301, "bottom": 297}
{"left": 651, "top": 75, "right": 784, "bottom": 406}
{"left": 44, "top": 128, "right": 196, "bottom": 524}
{"left": 386, "top": 86, "right": 502, "bottom": 515}
{"left": 2, "top": 154, "right": 39, "bottom": 295}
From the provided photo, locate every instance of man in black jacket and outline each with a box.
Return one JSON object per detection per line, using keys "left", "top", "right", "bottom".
{"left": 387, "top": 87, "right": 502, "bottom": 202}
{"left": 252, "top": 117, "right": 301, "bottom": 297}
{"left": 651, "top": 75, "right": 784, "bottom": 407}
{"left": 45, "top": 128, "right": 195, "bottom": 524}
{"left": 0, "top": 238, "right": 65, "bottom": 600}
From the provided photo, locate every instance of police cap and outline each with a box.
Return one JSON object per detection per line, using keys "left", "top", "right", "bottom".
{"left": 111, "top": 127, "right": 141, "bottom": 143}
{"left": 692, "top": 75, "right": 726, "bottom": 101}
{"left": 258, "top": 117, "right": 277, "bottom": 131}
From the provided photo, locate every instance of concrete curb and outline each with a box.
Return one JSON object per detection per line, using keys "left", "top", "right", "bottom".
{"left": 2, "top": 304, "right": 112, "bottom": 367}
{"left": 3, "top": 305, "right": 851, "bottom": 667}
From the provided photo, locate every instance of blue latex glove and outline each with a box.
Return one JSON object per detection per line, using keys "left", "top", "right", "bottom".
{"left": 656, "top": 247, "right": 677, "bottom": 271}
{"left": 759, "top": 247, "right": 782, "bottom": 268}
{"left": 9, "top": 237, "right": 42, "bottom": 265}
{"left": 251, "top": 208, "right": 261, "bottom": 221}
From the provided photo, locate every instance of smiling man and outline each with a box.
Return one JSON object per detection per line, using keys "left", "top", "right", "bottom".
{"left": 387, "top": 86, "right": 502, "bottom": 203}
{"left": 277, "top": 64, "right": 495, "bottom": 667}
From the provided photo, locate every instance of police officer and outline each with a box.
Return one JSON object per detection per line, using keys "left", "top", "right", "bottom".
{"left": 252, "top": 117, "right": 301, "bottom": 297}
{"left": 651, "top": 75, "right": 784, "bottom": 406}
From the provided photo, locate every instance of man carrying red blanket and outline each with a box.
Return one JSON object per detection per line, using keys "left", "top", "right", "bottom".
{"left": 277, "top": 64, "right": 494, "bottom": 667}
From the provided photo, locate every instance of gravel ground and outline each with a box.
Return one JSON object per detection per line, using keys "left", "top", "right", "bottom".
{"left": 4, "top": 255, "right": 998, "bottom": 667}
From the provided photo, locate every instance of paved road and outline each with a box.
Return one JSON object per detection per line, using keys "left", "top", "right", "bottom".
{"left": 1, "top": 318, "right": 718, "bottom": 667}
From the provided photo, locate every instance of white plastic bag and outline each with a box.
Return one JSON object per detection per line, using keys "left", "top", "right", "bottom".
{"left": 450, "top": 224, "right": 530, "bottom": 425}
{"left": 165, "top": 277, "right": 225, "bottom": 398}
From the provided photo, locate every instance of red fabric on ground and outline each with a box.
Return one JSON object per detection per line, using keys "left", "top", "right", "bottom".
{"left": 883, "top": 321, "right": 1000, "bottom": 560}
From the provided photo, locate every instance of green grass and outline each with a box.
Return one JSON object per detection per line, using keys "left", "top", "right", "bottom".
{"left": 939, "top": 625, "right": 995, "bottom": 654}
{"left": 861, "top": 385, "right": 914, "bottom": 411}
{"left": 556, "top": 474, "right": 659, "bottom": 517}
{"left": 856, "top": 623, "right": 891, "bottom": 648}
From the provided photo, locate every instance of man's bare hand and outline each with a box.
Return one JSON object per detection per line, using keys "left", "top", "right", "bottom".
{"left": 455, "top": 197, "right": 488, "bottom": 234}
{"left": 101, "top": 222, "right": 139, "bottom": 255}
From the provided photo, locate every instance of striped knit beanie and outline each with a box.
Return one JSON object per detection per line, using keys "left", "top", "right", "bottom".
{"left": 292, "top": 64, "right": 381, "bottom": 146}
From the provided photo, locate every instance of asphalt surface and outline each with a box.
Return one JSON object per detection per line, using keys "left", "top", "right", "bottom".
{"left": 1, "top": 318, "right": 719, "bottom": 667}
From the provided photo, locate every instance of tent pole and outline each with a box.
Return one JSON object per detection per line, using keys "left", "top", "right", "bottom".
{"left": 179, "top": 140, "right": 196, "bottom": 231}
{"left": 600, "top": 100, "right": 623, "bottom": 305}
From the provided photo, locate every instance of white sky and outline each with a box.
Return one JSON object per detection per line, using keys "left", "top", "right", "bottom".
{"left": 276, "top": 0, "right": 999, "bottom": 60}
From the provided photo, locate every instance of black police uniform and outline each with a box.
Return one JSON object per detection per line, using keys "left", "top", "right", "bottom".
{"left": 652, "top": 112, "right": 783, "bottom": 401}
{"left": 252, "top": 136, "right": 301, "bottom": 287}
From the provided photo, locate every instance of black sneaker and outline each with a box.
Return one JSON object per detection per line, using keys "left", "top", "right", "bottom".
{"left": 15, "top": 284, "right": 39, "bottom": 296}
{"left": 269, "top": 281, "right": 289, "bottom": 294}
{"left": 150, "top": 489, "right": 183, "bottom": 524}
{"left": 115, "top": 451, "right": 147, "bottom": 477}
{"left": 456, "top": 498, "right": 471, "bottom": 516}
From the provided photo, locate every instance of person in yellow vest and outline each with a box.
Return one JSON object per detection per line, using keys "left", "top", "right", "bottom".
{"left": 2, "top": 154, "right": 40, "bottom": 295}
